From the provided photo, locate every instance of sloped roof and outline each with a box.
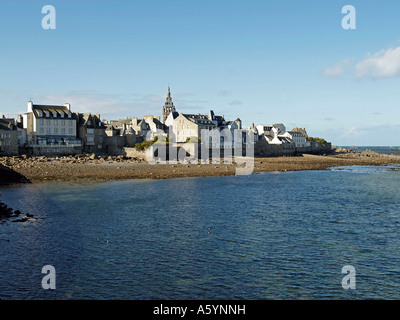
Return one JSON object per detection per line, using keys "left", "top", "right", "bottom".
{"left": 182, "top": 113, "right": 214, "bottom": 125}
{"left": 32, "top": 104, "right": 75, "bottom": 119}
{"left": 0, "top": 119, "right": 17, "bottom": 131}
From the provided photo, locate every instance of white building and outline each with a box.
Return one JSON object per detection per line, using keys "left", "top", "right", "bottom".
{"left": 256, "top": 123, "right": 292, "bottom": 145}
{"left": 288, "top": 131, "right": 307, "bottom": 148}
{"left": 23, "top": 101, "right": 79, "bottom": 145}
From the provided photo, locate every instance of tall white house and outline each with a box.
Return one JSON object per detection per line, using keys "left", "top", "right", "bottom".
{"left": 23, "top": 101, "right": 79, "bottom": 145}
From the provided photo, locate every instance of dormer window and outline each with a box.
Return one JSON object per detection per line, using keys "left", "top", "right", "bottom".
{"left": 68, "top": 113, "right": 72, "bottom": 119}
{"left": 38, "top": 111, "right": 43, "bottom": 117}
{"left": 45, "top": 112, "right": 50, "bottom": 118}
{"left": 53, "top": 112, "right": 57, "bottom": 117}
{"left": 61, "top": 113, "right": 64, "bottom": 118}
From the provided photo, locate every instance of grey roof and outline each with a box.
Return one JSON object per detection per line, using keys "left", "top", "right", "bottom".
{"left": 77, "top": 113, "right": 105, "bottom": 128}
{"left": 32, "top": 104, "right": 75, "bottom": 119}
{"left": 0, "top": 119, "right": 16, "bottom": 131}
{"left": 182, "top": 113, "right": 214, "bottom": 124}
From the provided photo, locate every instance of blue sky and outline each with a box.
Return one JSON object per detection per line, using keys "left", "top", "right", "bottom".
{"left": 1, "top": 0, "right": 400, "bottom": 145}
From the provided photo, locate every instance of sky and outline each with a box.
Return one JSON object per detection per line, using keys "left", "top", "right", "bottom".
{"left": 0, "top": 0, "right": 400, "bottom": 146}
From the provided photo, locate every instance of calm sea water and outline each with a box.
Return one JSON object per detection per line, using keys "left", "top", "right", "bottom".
{"left": 1, "top": 164, "right": 400, "bottom": 300}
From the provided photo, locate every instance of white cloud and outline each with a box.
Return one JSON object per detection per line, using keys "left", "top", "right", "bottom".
{"left": 40, "top": 91, "right": 129, "bottom": 119}
{"left": 355, "top": 46, "right": 400, "bottom": 78}
{"left": 323, "top": 59, "right": 352, "bottom": 77}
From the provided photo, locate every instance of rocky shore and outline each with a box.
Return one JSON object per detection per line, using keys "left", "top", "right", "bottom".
{"left": 1, "top": 148, "right": 400, "bottom": 185}
{"left": 0, "top": 201, "right": 36, "bottom": 224}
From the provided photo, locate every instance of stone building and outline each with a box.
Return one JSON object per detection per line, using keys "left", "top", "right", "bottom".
{"left": 170, "top": 112, "right": 217, "bottom": 143}
{"left": 0, "top": 118, "right": 18, "bottom": 156}
{"left": 77, "top": 113, "right": 107, "bottom": 154}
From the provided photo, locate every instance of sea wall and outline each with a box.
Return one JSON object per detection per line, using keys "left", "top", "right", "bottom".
{"left": 22, "top": 145, "right": 83, "bottom": 156}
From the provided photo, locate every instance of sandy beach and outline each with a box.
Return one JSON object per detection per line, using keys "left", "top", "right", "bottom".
{"left": 1, "top": 150, "right": 400, "bottom": 185}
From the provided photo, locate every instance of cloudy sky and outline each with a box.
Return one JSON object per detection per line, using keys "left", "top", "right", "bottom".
{"left": 1, "top": 0, "right": 400, "bottom": 145}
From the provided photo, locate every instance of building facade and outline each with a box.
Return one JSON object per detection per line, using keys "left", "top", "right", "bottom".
{"left": 23, "top": 101, "right": 79, "bottom": 146}
{"left": 77, "top": 113, "right": 107, "bottom": 153}
{"left": 0, "top": 118, "right": 18, "bottom": 156}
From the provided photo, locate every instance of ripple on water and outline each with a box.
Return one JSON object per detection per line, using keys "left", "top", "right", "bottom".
{"left": 1, "top": 168, "right": 400, "bottom": 299}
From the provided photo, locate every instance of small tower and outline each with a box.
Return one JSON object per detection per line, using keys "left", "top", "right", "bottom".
{"left": 162, "top": 87, "right": 176, "bottom": 124}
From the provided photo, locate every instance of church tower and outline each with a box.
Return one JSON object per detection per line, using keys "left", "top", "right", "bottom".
{"left": 162, "top": 87, "right": 176, "bottom": 124}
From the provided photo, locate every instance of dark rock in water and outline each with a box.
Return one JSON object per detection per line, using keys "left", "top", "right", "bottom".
{"left": 26, "top": 213, "right": 34, "bottom": 218}
{"left": 12, "top": 217, "right": 29, "bottom": 223}
{"left": 14, "top": 210, "right": 21, "bottom": 216}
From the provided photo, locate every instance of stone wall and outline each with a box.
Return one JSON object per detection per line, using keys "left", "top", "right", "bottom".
{"left": 23, "top": 145, "right": 83, "bottom": 156}
{"left": 104, "top": 136, "right": 126, "bottom": 155}
{"left": 123, "top": 147, "right": 147, "bottom": 159}
{"left": 296, "top": 142, "right": 332, "bottom": 155}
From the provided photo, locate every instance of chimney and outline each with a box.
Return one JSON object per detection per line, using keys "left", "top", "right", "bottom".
{"left": 64, "top": 103, "right": 71, "bottom": 111}
{"left": 27, "top": 101, "right": 33, "bottom": 113}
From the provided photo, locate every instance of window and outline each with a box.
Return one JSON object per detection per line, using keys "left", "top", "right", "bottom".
{"left": 61, "top": 113, "right": 64, "bottom": 118}
{"left": 39, "top": 111, "right": 43, "bottom": 117}
{"left": 54, "top": 120, "right": 58, "bottom": 126}
{"left": 87, "top": 128, "right": 94, "bottom": 134}
{"left": 39, "top": 119, "right": 44, "bottom": 126}
{"left": 40, "top": 128, "right": 44, "bottom": 134}
{"left": 61, "top": 128, "right": 65, "bottom": 134}
{"left": 46, "top": 119, "right": 50, "bottom": 126}
{"left": 69, "top": 128, "right": 73, "bottom": 134}
{"left": 54, "top": 128, "right": 58, "bottom": 134}
{"left": 69, "top": 121, "right": 73, "bottom": 126}
{"left": 46, "top": 112, "right": 50, "bottom": 118}
{"left": 53, "top": 112, "right": 57, "bottom": 117}
{"left": 61, "top": 120, "right": 65, "bottom": 126}
{"left": 46, "top": 128, "right": 51, "bottom": 134}
{"left": 87, "top": 136, "right": 94, "bottom": 142}
{"left": 68, "top": 113, "right": 72, "bottom": 119}
{"left": 5, "top": 141, "right": 10, "bottom": 146}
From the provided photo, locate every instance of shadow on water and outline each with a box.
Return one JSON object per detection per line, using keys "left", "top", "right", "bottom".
{"left": 0, "top": 163, "right": 31, "bottom": 222}
{"left": 0, "top": 164, "right": 85, "bottom": 299}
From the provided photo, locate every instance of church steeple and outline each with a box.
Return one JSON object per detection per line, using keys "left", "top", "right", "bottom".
{"left": 162, "top": 86, "right": 176, "bottom": 124}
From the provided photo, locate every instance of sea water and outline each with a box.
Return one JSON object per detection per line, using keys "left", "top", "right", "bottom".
{"left": 1, "top": 165, "right": 400, "bottom": 300}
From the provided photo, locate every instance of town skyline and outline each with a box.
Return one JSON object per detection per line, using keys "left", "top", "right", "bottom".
{"left": 1, "top": 1, "right": 400, "bottom": 146}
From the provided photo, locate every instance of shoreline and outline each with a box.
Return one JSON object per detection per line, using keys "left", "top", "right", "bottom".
{"left": 1, "top": 151, "right": 400, "bottom": 185}
{"left": 1, "top": 151, "right": 400, "bottom": 223}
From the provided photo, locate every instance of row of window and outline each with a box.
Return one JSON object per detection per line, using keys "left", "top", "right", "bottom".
{"left": 39, "top": 119, "right": 74, "bottom": 126}
{"left": 39, "top": 128, "right": 74, "bottom": 135}
{"left": 0, "top": 140, "right": 11, "bottom": 146}
{"left": 0, "top": 133, "right": 11, "bottom": 139}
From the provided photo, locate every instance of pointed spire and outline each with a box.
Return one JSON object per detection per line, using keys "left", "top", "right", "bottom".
{"left": 162, "top": 86, "right": 176, "bottom": 124}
